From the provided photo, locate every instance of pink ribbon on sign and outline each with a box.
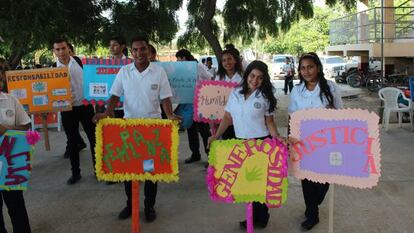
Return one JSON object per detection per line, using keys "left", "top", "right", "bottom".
{"left": 26, "top": 130, "right": 41, "bottom": 145}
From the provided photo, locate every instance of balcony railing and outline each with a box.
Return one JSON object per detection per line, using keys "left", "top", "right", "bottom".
{"left": 329, "top": 7, "right": 414, "bottom": 45}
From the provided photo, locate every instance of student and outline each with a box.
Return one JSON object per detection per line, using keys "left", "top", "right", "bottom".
{"left": 213, "top": 48, "right": 244, "bottom": 140}
{"left": 288, "top": 52, "right": 343, "bottom": 231}
{"left": 109, "top": 36, "right": 128, "bottom": 59}
{"left": 93, "top": 35, "right": 181, "bottom": 222}
{"left": 208, "top": 60, "right": 280, "bottom": 229}
{"left": 224, "top": 43, "right": 249, "bottom": 71}
{"left": 205, "top": 57, "right": 216, "bottom": 77}
{"left": 282, "top": 57, "right": 294, "bottom": 95}
{"left": 52, "top": 38, "right": 96, "bottom": 185}
{"left": 0, "top": 58, "right": 32, "bottom": 233}
{"left": 215, "top": 48, "right": 243, "bottom": 84}
{"left": 60, "top": 43, "right": 87, "bottom": 159}
{"left": 175, "top": 49, "right": 213, "bottom": 164}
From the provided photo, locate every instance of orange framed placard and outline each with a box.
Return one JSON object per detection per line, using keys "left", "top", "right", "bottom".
{"left": 5, "top": 67, "right": 72, "bottom": 113}
{"left": 95, "top": 118, "right": 179, "bottom": 182}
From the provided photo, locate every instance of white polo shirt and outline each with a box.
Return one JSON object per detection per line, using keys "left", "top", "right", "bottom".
{"left": 0, "top": 92, "right": 31, "bottom": 126}
{"left": 214, "top": 72, "right": 243, "bottom": 84}
{"left": 56, "top": 57, "right": 84, "bottom": 106}
{"left": 198, "top": 63, "right": 213, "bottom": 81}
{"left": 224, "top": 87, "right": 274, "bottom": 139}
{"left": 288, "top": 80, "right": 343, "bottom": 114}
{"left": 110, "top": 62, "right": 172, "bottom": 119}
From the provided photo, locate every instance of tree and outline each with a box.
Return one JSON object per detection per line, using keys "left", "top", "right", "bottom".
{"left": 0, "top": 0, "right": 105, "bottom": 68}
{"left": 179, "top": 0, "right": 358, "bottom": 61}
{"left": 264, "top": 7, "right": 343, "bottom": 56}
{"left": 101, "top": 0, "right": 182, "bottom": 46}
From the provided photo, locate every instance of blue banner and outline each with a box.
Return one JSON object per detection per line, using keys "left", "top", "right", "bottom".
{"left": 82, "top": 59, "right": 197, "bottom": 104}
{"left": 0, "top": 131, "right": 32, "bottom": 190}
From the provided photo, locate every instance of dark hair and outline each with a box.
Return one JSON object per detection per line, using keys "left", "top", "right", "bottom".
{"left": 0, "top": 58, "right": 10, "bottom": 92}
{"left": 51, "top": 38, "right": 69, "bottom": 48}
{"left": 217, "top": 49, "right": 243, "bottom": 80}
{"left": 68, "top": 43, "right": 74, "bottom": 53}
{"left": 201, "top": 58, "right": 206, "bottom": 63}
{"left": 111, "top": 36, "right": 128, "bottom": 57}
{"left": 224, "top": 44, "right": 240, "bottom": 57}
{"left": 130, "top": 35, "right": 149, "bottom": 46}
{"left": 110, "top": 36, "right": 126, "bottom": 46}
{"left": 239, "top": 60, "right": 277, "bottom": 113}
{"left": 175, "top": 49, "right": 196, "bottom": 61}
{"left": 206, "top": 57, "right": 212, "bottom": 62}
{"left": 148, "top": 44, "right": 157, "bottom": 55}
{"left": 298, "top": 52, "right": 335, "bottom": 108}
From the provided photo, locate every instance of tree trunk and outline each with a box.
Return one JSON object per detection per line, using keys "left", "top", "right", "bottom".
{"left": 197, "top": 0, "right": 222, "bottom": 62}
{"left": 7, "top": 41, "right": 24, "bottom": 69}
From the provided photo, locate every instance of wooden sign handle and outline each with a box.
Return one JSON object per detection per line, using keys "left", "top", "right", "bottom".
{"left": 131, "top": 181, "right": 140, "bottom": 233}
{"left": 328, "top": 184, "right": 335, "bottom": 233}
{"left": 41, "top": 113, "right": 50, "bottom": 151}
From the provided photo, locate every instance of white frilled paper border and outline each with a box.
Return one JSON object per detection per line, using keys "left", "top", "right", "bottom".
{"left": 289, "top": 108, "right": 381, "bottom": 189}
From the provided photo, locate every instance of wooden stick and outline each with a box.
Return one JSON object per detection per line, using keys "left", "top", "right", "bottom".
{"left": 328, "top": 184, "right": 335, "bottom": 233}
{"left": 131, "top": 181, "right": 140, "bottom": 233}
{"left": 41, "top": 113, "right": 50, "bottom": 151}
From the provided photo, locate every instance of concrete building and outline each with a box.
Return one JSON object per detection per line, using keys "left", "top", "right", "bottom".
{"left": 326, "top": 0, "right": 414, "bottom": 74}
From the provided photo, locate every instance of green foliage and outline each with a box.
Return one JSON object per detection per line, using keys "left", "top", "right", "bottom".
{"left": 180, "top": 0, "right": 358, "bottom": 51}
{"left": 264, "top": 7, "right": 343, "bottom": 56}
{"left": 102, "top": 0, "right": 182, "bottom": 46}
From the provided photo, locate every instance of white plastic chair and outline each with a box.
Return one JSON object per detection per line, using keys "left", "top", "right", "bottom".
{"left": 378, "top": 87, "right": 413, "bottom": 131}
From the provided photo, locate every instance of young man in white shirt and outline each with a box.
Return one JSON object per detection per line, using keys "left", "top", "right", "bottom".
{"left": 52, "top": 38, "right": 96, "bottom": 185}
{"left": 93, "top": 35, "right": 181, "bottom": 223}
{"left": 109, "top": 36, "right": 128, "bottom": 59}
{"left": 206, "top": 57, "right": 216, "bottom": 77}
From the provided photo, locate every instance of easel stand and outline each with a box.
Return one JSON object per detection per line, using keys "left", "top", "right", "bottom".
{"left": 41, "top": 113, "right": 50, "bottom": 151}
{"left": 246, "top": 203, "right": 253, "bottom": 233}
{"left": 328, "top": 184, "right": 335, "bottom": 233}
{"left": 132, "top": 181, "right": 140, "bottom": 233}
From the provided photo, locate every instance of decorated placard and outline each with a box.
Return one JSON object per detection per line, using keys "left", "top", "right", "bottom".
{"left": 0, "top": 130, "right": 40, "bottom": 190}
{"left": 207, "top": 138, "right": 288, "bottom": 207}
{"left": 6, "top": 68, "right": 72, "bottom": 113}
{"left": 82, "top": 60, "right": 197, "bottom": 104}
{"left": 193, "top": 80, "right": 238, "bottom": 123}
{"left": 156, "top": 61, "right": 197, "bottom": 104}
{"left": 95, "top": 118, "right": 179, "bottom": 182}
{"left": 289, "top": 108, "right": 381, "bottom": 188}
{"left": 82, "top": 58, "right": 133, "bottom": 104}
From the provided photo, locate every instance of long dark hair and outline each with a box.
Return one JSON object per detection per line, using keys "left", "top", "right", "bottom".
{"left": 175, "top": 49, "right": 197, "bottom": 61}
{"left": 0, "top": 58, "right": 9, "bottom": 93}
{"left": 217, "top": 49, "right": 243, "bottom": 80}
{"left": 298, "top": 52, "right": 334, "bottom": 108}
{"left": 239, "top": 60, "right": 276, "bottom": 112}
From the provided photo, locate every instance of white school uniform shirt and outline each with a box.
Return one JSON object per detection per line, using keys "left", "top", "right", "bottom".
{"left": 110, "top": 62, "right": 173, "bottom": 119}
{"left": 288, "top": 80, "right": 343, "bottom": 114}
{"left": 225, "top": 87, "right": 274, "bottom": 139}
{"left": 197, "top": 63, "right": 213, "bottom": 81}
{"left": 214, "top": 72, "right": 243, "bottom": 84}
{"left": 0, "top": 92, "right": 31, "bottom": 126}
{"left": 206, "top": 66, "right": 216, "bottom": 77}
{"left": 56, "top": 57, "right": 84, "bottom": 106}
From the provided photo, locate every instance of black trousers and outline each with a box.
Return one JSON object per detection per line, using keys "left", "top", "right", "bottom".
{"left": 0, "top": 191, "right": 31, "bottom": 233}
{"left": 124, "top": 181, "right": 157, "bottom": 210}
{"left": 187, "top": 122, "right": 211, "bottom": 157}
{"left": 284, "top": 75, "right": 293, "bottom": 94}
{"left": 61, "top": 105, "right": 96, "bottom": 176}
{"left": 302, "top": 179, "right": 330, "bottom": 221}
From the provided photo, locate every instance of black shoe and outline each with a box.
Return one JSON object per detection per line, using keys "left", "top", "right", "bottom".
{"left": 66, "top": 174, "right": 81, "bottom": 185}
{"left": 77, "top": 142, "right": 87, "bottom": 152}
{"left": 239, "top": 220, "right": 267, "bottom": 229}
{"left": 118, "top": 206, "right": 131, "bottom": 220}
{"left": 144, "top": 207, "right": 156, "bottom": 222}
{"left": 106, "top": 181, "right": 116, "bottom": 185}
{"left": 185, "top": 155, "right": 201, "bottom": 164}
{"left": 301, "top": 219, "right": 319, "bottom": 231}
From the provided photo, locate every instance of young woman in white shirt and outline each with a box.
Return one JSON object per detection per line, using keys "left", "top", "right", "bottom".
{"left": 209, "top": 60, "right": 280, "bottom": 229}
{"left": 0, "top": 58, "right": 32, "bottom": 233}
{"left": 213, "top": 48, "right": 244, "bottom": 140}
{"left": 288, "top": 52, "right": 343, "bottom": 231}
